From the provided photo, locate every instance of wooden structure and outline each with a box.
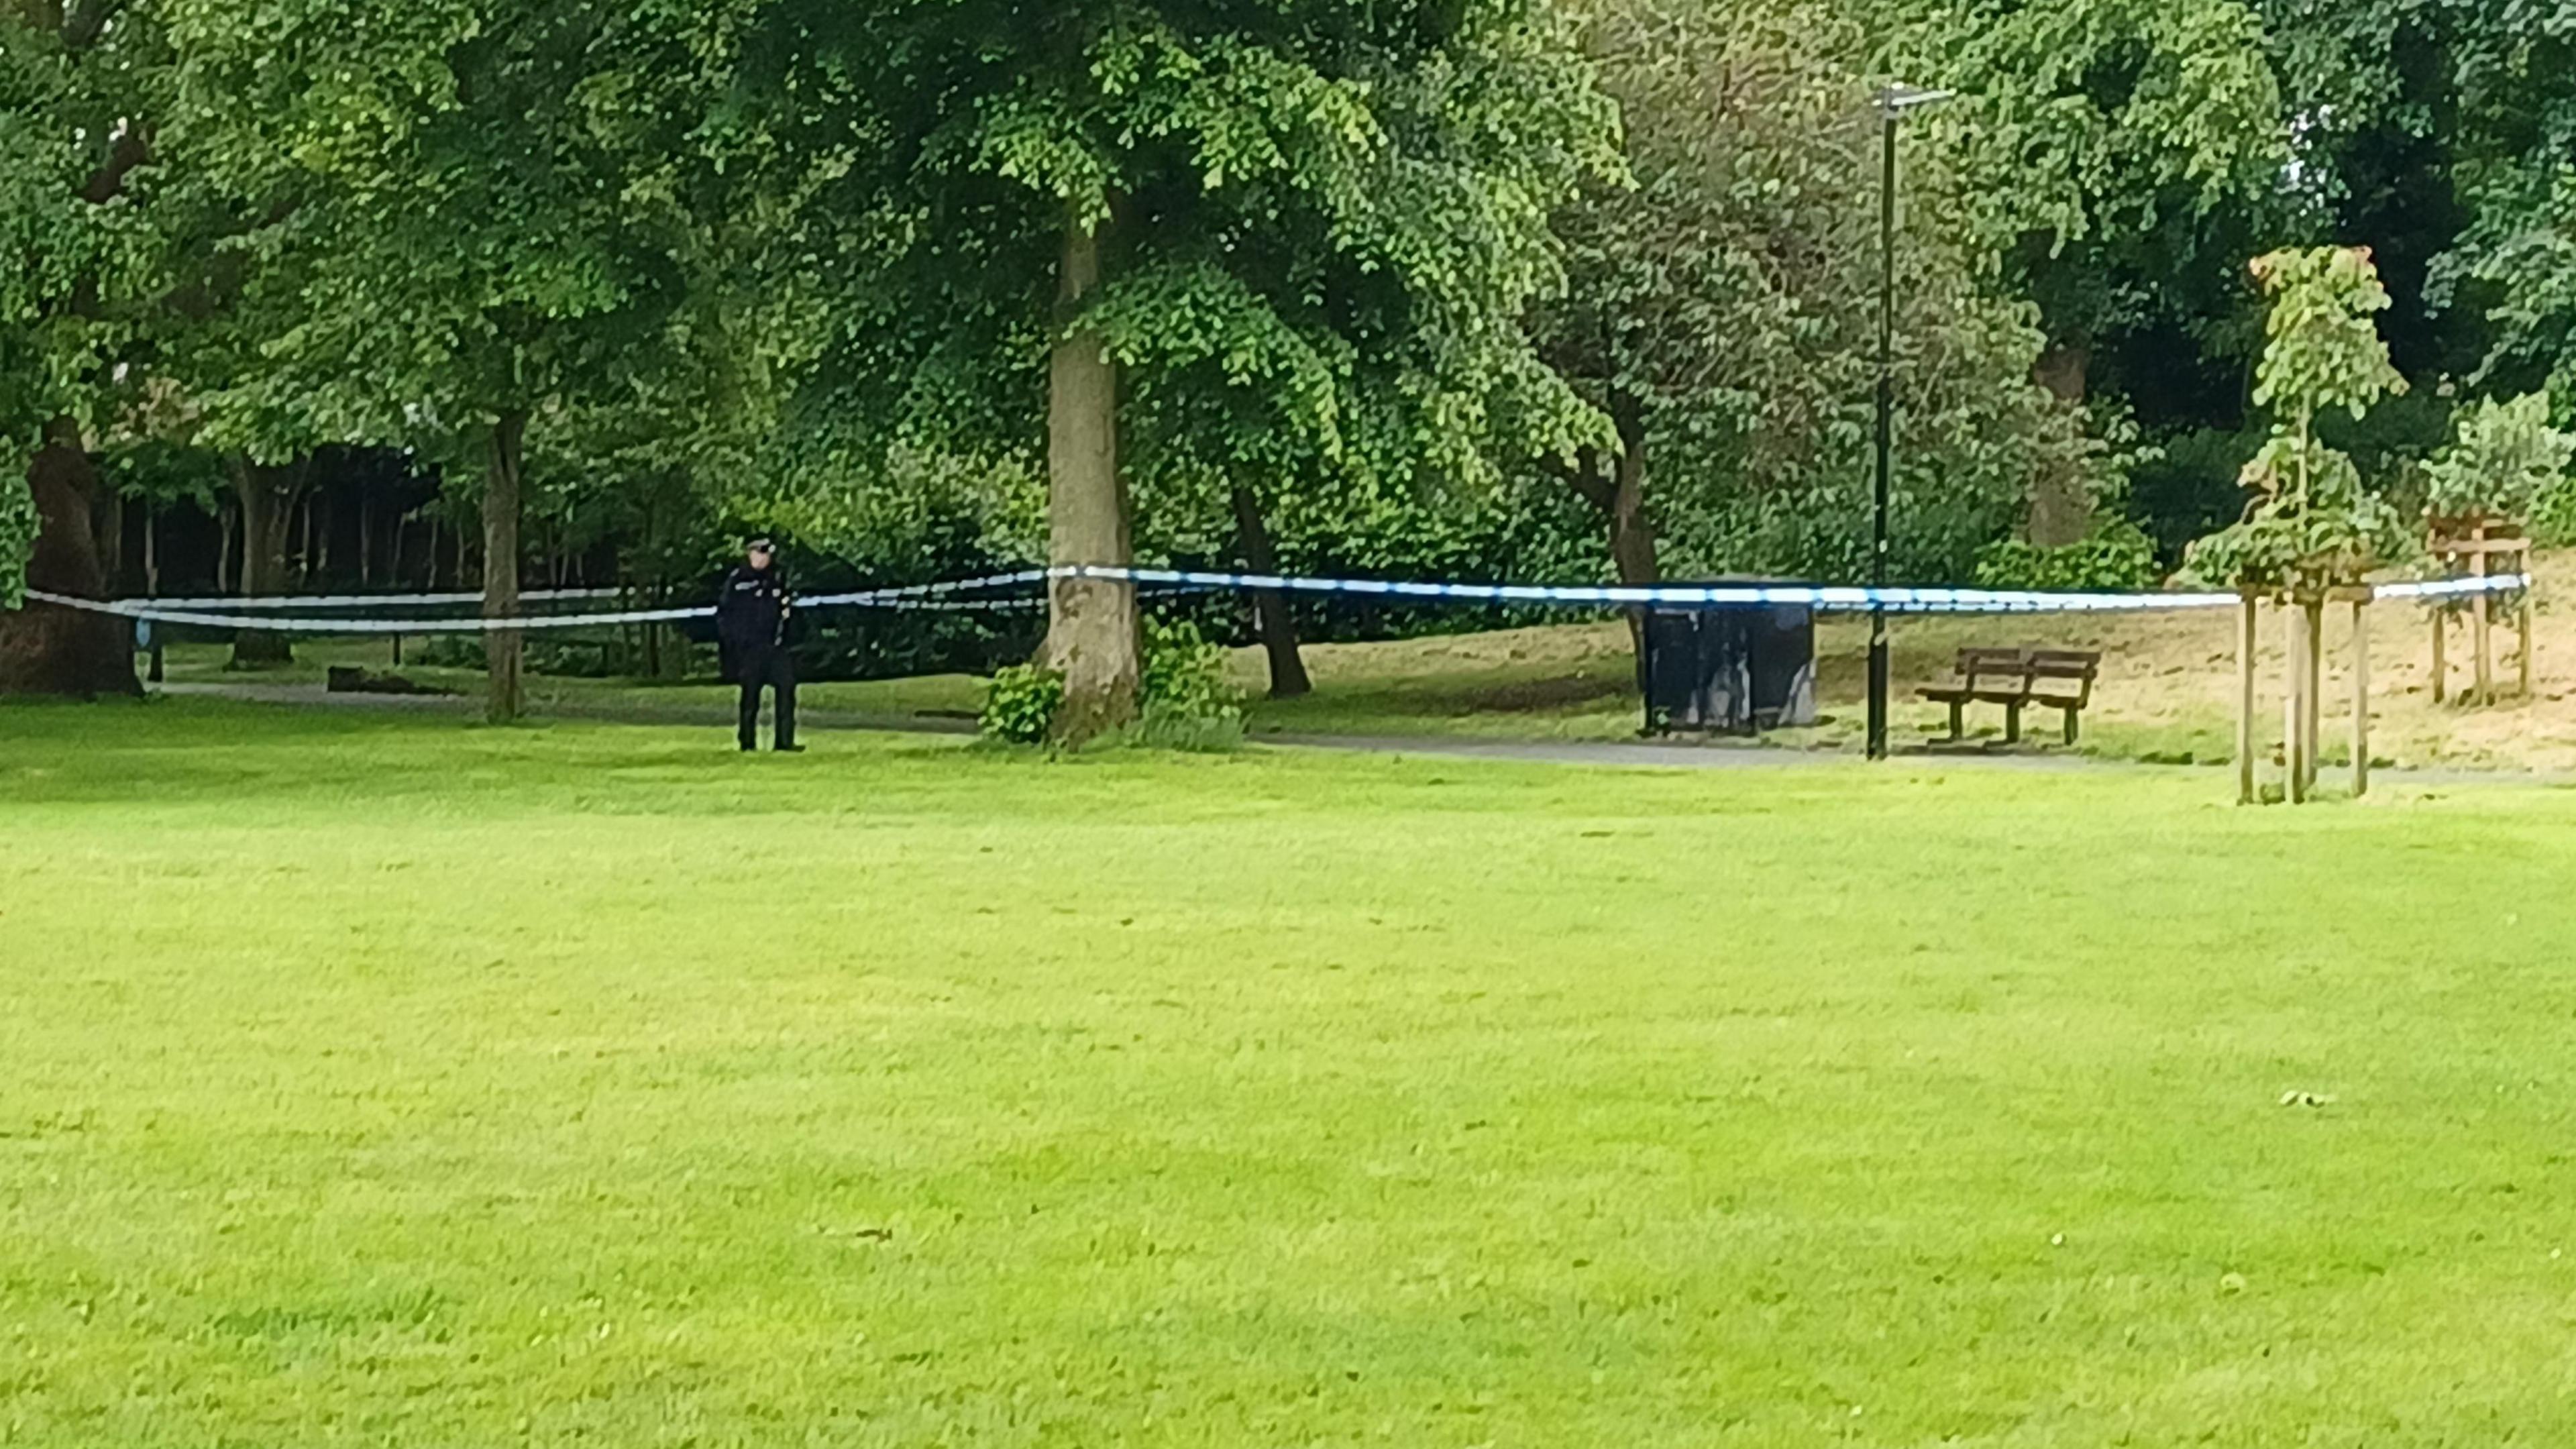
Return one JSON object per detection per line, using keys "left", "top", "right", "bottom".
{"left": 1919, "top": 648, "right": 2102, "bottom": 746}
{"left": 2235, "top": 588, "right": 2371, "bottom": 806}
{"left": 2425, "top": 515, "right": 2533, "bottom": 706}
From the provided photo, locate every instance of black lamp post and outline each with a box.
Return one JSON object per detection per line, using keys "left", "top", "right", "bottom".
{"left": 1866, "top": 83, "right": 1951, "bottom": 762}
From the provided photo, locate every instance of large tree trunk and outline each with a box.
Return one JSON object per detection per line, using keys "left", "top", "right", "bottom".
{"left": 228, "top": 458, "right": 307, "bottom": 668}
{"left": 1041, "top": 206, "right": 1138, "bottom": 741}
{"left": 1231, "top": 484, "right": 1309, "bottom": 699}
{"left": 0, "top": 418, "right": 140, "bottom": 696}
{"left": 2027, "top": 341, "right": 2095, "bottom": 547}
{"left": 484, "top": 411, "right": 528, "bottom": 723}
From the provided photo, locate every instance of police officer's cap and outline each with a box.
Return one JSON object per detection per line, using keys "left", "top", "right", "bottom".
{"left": 746, "top": 535, "right": 775, "bottom": 552}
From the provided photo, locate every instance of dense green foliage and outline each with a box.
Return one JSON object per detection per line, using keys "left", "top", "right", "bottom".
{"left": 2423, "top": 392, "right": 2576, "bottom": 526}
{"left": 1973, "top": 521, "right": 2162, "bottom": 590}
{"left": 1542, "top": 0, "right": 2131, "bottom": 588}
{"left": 8, "top": 0, "right": 2576, "bottom": 686}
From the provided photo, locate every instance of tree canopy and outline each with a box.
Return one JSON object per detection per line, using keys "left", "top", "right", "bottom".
{"left": 7, "top": 0, "right": 2576, "bottom": 714}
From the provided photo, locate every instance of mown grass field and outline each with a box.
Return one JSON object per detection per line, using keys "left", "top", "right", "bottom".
{"left": 6, "top": 700, "right": 2576, "bottom": 1445}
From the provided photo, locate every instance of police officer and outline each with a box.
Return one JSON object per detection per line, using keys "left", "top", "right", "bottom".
{"left": 716, "top": 537, "right": 801, "bottom": 753}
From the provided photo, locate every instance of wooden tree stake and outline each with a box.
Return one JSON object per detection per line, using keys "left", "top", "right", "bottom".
{"left": 2285, "top": 602, "right": 2308, "bottom": 805}
{"left": 2351, "top": 599, "right": 2370, "bottom": 799}
{"left": 2431, "top": 604, "right": 2447, "bottom": 704}
{"left": 2318, "top": 592, "right": 2339, "bottom": 789}
{"left": 2237, "top": 594, "right": 2258, "bottom": 805}
{"left": 2472, "top": 547, "right": 2493, "bottom": 706}
{"left": 2518, "top": 590, "right": 2534, "bottom": 700}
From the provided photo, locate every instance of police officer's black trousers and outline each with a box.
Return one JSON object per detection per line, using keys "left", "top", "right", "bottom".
{"left": 737, "top": 648, "right": 798, "bottom": 751}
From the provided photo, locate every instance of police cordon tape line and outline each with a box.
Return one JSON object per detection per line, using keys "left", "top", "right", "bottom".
{"left": 23, "top": 566, "right": 2533, "bottom": 635}
{"left": 1057, "top": 565, "right": 2535, "bottom": 612}
{"left": 143, "top": 586, "right": 630, "bottom": 610}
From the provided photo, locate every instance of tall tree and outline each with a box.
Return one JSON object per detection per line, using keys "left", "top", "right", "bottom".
{"left": 725, "top": 0, "right": 1620, "bottom": 740}
{"left": 0, "top": 0, "right": 165, "bottom": 694}
{"left": 167, "top": 0, "right": 726, "bottom": 720}
{"left": 1543, "top": 0, "right": 2126, "bottom": 657}
{"left": 1901, "top": 0, "right": 2287, "bottom": 537}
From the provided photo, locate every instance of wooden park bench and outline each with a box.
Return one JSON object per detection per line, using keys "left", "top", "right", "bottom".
{"left": 1918, "top": 648, "right": 2102, "bottom": 746}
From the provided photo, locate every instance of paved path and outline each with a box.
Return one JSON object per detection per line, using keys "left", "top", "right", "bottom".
{"left": 143, "top": 680, "right": 2162, "bottom": 776}
{"left": 152, "top": 680, "right": 2567, "bottom": 786}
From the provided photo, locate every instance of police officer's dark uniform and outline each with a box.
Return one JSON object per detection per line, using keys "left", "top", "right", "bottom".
{"left": 716, "top": 541, "right": 800, "bottom": 753}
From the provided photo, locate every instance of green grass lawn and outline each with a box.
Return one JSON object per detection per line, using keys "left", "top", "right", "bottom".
{"left": 7, "top": 700, "right": 2576, "bottom": 1445}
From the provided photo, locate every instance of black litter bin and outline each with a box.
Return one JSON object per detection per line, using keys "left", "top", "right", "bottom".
{"left": 1642, "top": 592, "right": 1817, "bottom": 735}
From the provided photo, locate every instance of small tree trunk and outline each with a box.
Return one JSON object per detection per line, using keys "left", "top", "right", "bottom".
{"left": 228, "top": 458, "right": 305, "bottom": 669}
{"left": 143, "top": 504, "right": 164, "bottom": 684}
{"left": 1608, "top": 420, "right": 1662, "bottom": 688}
{"left": 1231, "top": 485, "right": 1309, "bottom": 699}
{"left": 2026, "top": 341, "right": 2094, "bottom": 546}
{"left": 358, "top": 495, "right": 373, "bottom": 587}
{"left": 0, "top": 418, "right": 142, "bottom": 696}
{"left": 216, "top": 500, "right": 235, "bottom": 595}
{"left": 1042, "top": 205, "right": 1138, "bottom": 741}
{"left": 484, "top": 411, "right": 529, "bottom": 723}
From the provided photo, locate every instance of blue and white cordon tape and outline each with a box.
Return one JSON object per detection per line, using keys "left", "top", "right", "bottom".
{"left": 19, "top": 564, "right": 2533, "bottom": 635}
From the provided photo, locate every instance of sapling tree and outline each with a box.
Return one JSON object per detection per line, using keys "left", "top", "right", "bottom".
{"left": 2186, "top": 246, "right": 2410, "bottom": 592}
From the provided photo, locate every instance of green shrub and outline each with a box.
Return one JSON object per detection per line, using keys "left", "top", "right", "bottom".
{"left": 1132, "top": 617, "right": 1244, "bottom": 751}
{"left": 2424, "top": 393, "right": 2576, "bottom": 524}
{"left": 981, "top": 621, "right": 1243, "bottom": 751}
{"left": 1974, "top": 522, "right": 2161, "bottom": 592}
{"left": 979, "top": 664, "right": 1065, "bottom": 745}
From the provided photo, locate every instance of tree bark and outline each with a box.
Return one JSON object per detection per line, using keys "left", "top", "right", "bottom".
{"left": 1562, "top": 398, "right": 1663, "bottom": 688}
{"left": 1231, "top": 485, "right": 1309, "bottom": 699}
{"left": 1041, "top": 205, "right": 1138, "bottom": 741}
{"left": 91, "top": 486, "right": 123, "bottom": 595}
{"left": 227, "top": 458, "right": 306, "bottom": 668}
{"left": 0, "top": 418, "right": 140, "bottom": 696}
{"left": 1607, "top": 422, "right": 1662, "bottom": 691}
{"left": 484, "top": 411, "right": 529, "bottom": 723}
{"left": 2027, "top": 340, "right": 2095, "bottom": 547}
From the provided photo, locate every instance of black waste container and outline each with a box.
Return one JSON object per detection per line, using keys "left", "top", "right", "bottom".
{"left": 1642, "top": 593, "right": 1817, "bottom": 735}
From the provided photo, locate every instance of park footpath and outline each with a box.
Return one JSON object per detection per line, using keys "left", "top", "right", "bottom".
{"left": 158, "top": 678, "right": 2576, "bottom": 788}
{"left": 156, "top": 678, "right": 2111, "bottom": 774}
{"left": 156, "top": 678, "right": 2576, "bottom": 785}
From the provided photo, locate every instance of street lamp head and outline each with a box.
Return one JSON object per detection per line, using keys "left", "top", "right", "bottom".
{"left": 1874, "top": 83, "right": 1954, "bottom": 118}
